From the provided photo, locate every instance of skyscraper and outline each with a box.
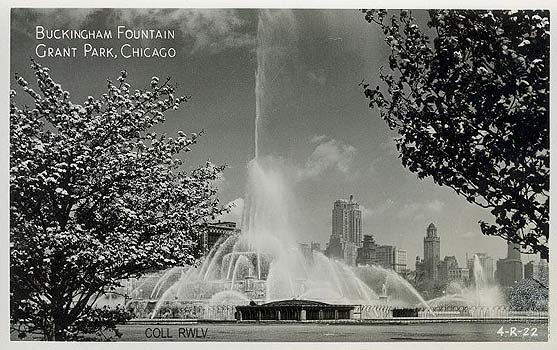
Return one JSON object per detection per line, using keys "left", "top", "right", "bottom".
{"left": 347, "top": 197, "right": 362, "bottom": 244}
{"left": 327, "top": 195, "right": 363, "bottom": 265}
{"left": 496, "top": 241, "right": 524, "bottom": 286}
{"left": 423, "top": 223, "right": 441, "bottom": 282}
{"left": 331, "top": 195, "right": 362, "bottom": 245}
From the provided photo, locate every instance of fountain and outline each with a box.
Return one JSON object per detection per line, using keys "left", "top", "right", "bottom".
{"left": 119, "top": 10, "right": 433, "bottom": 320}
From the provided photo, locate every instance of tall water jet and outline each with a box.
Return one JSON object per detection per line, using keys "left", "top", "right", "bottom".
{"left": 245, "top": 8, "right": 300, "bottom": 282}
{"left": 253, "top": 9, "right": 299, "bottom": 159}
{"left": 473, "top": 254, "right": 487, "bottom": 305}
{"left": 473, "top": 254, "right": 488, "bottom": 289}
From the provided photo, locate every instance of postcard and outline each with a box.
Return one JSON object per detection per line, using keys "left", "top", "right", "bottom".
{"left": 4, "top": 2, "right": 554, "bottom": 346}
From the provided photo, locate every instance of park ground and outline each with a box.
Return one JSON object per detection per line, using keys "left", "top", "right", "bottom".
{"left": 111, "top": 321, "right": 548, "bottom": 342}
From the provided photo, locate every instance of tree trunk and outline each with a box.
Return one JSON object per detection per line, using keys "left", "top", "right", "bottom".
{"left": 53, "top": 314, "right": 68, "bottom": 341}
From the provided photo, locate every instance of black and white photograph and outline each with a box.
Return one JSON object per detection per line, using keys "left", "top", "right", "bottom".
{"left": 4, "top": 1, "right": 553, "bottom": 345}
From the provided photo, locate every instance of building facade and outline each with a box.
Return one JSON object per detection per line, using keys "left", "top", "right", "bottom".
{"left": 495, "top": 242, "right": 523, "bottom": 287}
{"left": 331, "top": 195, "right": 362, "bottom": 246}
{"left": 356, "top": 235, "right": 377, "bottom": 266}
{"left": 299, "top": 243, "right": 311, "bottom": 260}
{"left": 467, "top": 253, "right": 495, "bottom": 285}
{"left": 310, "top": 242, "right": 322, "bottom": 254}
{"left": 447, "top": 267, "right": 470, "bottom": 284}
{"left": 524, "top": 261, "right": 535, "bottom": 280}
{"left": 524, "top": 258, "right": 548, "bottom": 280}
{"left": 417, "top": 223, "right": 441, "bottom": 284}
{"left": 354, "top": 235, "right": 407, "bottom": 272}
{"left": 201, "top": 221, "right": 240, "bottom": 253}
{"left": 376, "top": 245, "right": 407, "bottom": 272}
{"left": 438, "top": 256, "right": 458, "bottom": 283}
{"left": 326, "top": 195, "right": 363, "bottom": 265}
{"left": 343, "top": 242, "right": 359, "bottom": 267}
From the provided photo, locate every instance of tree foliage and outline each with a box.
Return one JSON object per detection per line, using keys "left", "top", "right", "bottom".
{"left": 10, "top": 61, "right": 226, "bottom": 340}
{"left": 361, "top": 10, "right": 549, "bottom": 259}
{"left": 508, "top": 270, "right": 548, "bottom": 311}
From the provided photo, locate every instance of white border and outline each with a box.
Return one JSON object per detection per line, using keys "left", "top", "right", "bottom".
{"left": 1, "top": 1, "right": 555, "bottom": 350}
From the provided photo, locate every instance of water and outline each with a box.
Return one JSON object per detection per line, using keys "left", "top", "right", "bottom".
{"left": 427, "top": 254, "right": 504, "bottom": 308}
{"left": 354, "top": 265, "right": 430, "bottom": 309}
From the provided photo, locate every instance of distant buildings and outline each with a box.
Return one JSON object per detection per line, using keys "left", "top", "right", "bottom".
{"left": 319, "top": 197, "right": 537, "bottom": 294}
{"left": 325, "top": 234, "right": 408, "bottom": 273}
{"left": 326, "top": 195, "right": 362, "bottom": 263}
{"left": 376, "top": 245, "right": 407, "bottom": 273}
{"left": 325, "top": 234, "right": 343, "bottom": 260}
{"left": 447, "top": 267, "right": 469, "bottom": 284}
{"left": 438, "top": 256, "right": 459, "bottom": 283}
{"left": 495, "top": 242, "right": 524, "bottom": 286}
{"left": 524, "top": 258, "right": 548, "bottom": 280}
{"left": 415, "top": 223, "right": 476, "bottom": 293}
{"left": 416, "top": 223, "right": 442, "bottom": 288}
{"left": 299, "top": 243, "right": 311, "bottom": 260}
{"left": 441, "top": 256, "right": 470, "bottom": 286}
{"left": 201, "top": 221, "right": 240, "bottom": 253}
{"left": 354, "top": 235, "right": 407, "bottom": 271}
{"left": 356, "top": 235, "right": 377, "bottom": 266}
{"left": 310, "top": 242, "right": 322, "bottom": 254}
{"left": 423, "top": 223, "right": 441, "bottom": 282}
{"left": 466, "top": 253, "right": 495, "bottom": 285}
{"left": 325, "top": 196, "right": 406, "bottom": 271}
{"left": 329, "top": 195, "right": 362, "bottom": 257}
{"left": 298, "top": 242, "right": 324, "bottom": 262}
{"left": 343, "top": 242, "right": 359, "bottom": 266}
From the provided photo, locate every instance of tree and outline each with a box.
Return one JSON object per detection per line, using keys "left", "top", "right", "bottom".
{"left": 508, "top": 270, "right": 548, "bottom": 311}
{"left": 10, "top": 61, "right": 226, "bottom": 340}
{"left": 361, "top": 10, "right": 549, "bottom": 259}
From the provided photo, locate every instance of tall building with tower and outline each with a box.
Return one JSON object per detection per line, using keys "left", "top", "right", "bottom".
{"left": 415, "top": 223, "right": 442, "bottom": 291}
{"left": 423, "top": 223, "right": 441, "bottom": 282}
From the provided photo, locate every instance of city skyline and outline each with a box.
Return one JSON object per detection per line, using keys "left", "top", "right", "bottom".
{"left": 286, "top": 203, "right": 546, "bottom": 287}
{"left": 304, "top": 196, "right": 524, "bottom": 266}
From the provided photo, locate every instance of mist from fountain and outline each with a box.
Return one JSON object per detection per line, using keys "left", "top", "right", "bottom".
{"left": 354, "top": 265, "right": 430, "bottom": 309}
{"left": 427, "top": 254, "right": 504, "bottom": 307}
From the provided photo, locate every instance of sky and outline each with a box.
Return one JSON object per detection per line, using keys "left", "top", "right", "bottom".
{"left": 10, "top": 8, "right": 516, "bottom": 268}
